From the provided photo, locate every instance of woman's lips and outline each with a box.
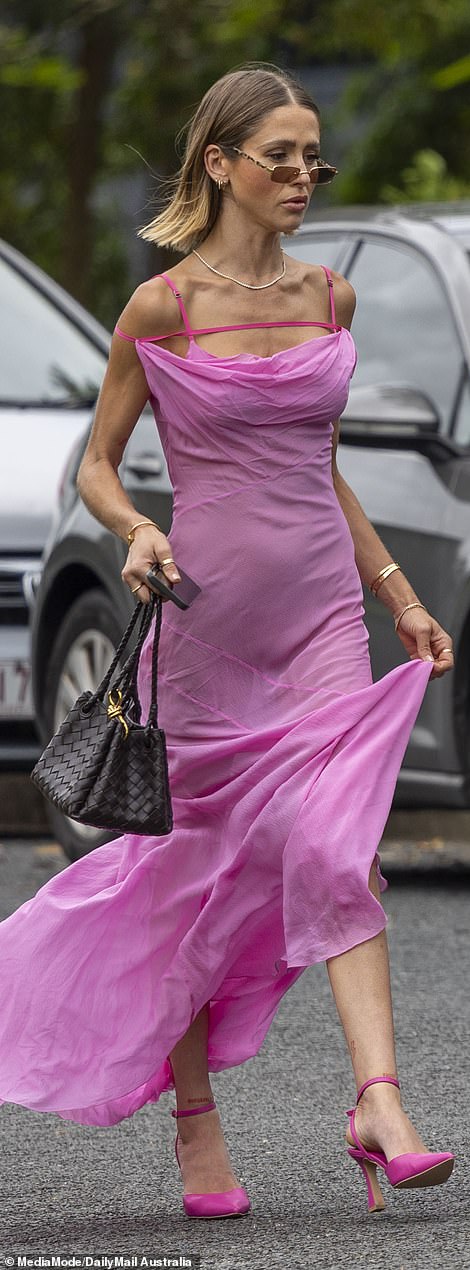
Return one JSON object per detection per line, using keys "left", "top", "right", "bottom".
{"left": 282, "top": 198, "right": 308, "bottom": 208}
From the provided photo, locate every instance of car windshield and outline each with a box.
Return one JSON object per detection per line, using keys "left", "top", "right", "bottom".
{"left": 0, "top": 257, "right": 107, "bottom": 406}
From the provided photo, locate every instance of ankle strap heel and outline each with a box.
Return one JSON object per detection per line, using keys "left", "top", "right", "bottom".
{"left": 355, "top": 1076, "right": 400, "bottom": 1106}
{"left": 171, "top": 1098, "right": 251, "bottom": 1219}
{"left": 344, "top": 1073, "right": 454, "bottom": 1213}
{"left": 171, "top": 1100, "right": 217, "bottom": 1118}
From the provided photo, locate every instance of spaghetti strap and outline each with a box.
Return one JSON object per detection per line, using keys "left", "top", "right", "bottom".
{"left": 114, "top": 266, "right": 339, "bottom": 345}
{"left": 158, "top": 273, "right": 194, "bottom": 341}
{"left": 114, "top": 325, "right": 137, "bottom": 343}
{"left": 114, "top": 273, "right": 194, "bottom": 345}
{"left": 321, "top": 266, "right": 336, "bottom": 326}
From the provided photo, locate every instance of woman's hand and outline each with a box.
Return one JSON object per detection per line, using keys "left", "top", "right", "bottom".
{"left": 395, "top": 607, "right": 454, "bottom": 680}
{"left": 121, "top": 525, "right": 181, "bottom": 604}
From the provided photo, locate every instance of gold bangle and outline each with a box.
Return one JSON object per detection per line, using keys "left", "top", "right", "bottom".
{"left": 126, "top": 520, "right": 162, "bottom": 547}
{"left": 370, "top": 562, "right": 401, "bottom": 596}
{"left": 394, "top": 602, "right": 428, "bottom": 633}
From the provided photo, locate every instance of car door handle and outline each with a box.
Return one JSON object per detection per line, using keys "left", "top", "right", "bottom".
{"left": 126, "top": 455, "right": 163, "bottom": 478}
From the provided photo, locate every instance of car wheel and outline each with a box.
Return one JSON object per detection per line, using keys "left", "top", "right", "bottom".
{"left": 43, "top": 589, "right": 125, "bottom": 862}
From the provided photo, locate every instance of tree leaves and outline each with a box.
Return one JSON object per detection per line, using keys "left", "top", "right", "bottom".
{"left": 1, "top": 0, "right": 470, "bottom": 324}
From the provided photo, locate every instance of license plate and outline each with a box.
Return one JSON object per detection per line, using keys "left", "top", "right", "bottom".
{"left": 0, "top": 660, "right": 33, "bottom": 718}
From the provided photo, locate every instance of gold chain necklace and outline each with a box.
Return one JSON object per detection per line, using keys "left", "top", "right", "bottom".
{"left": 192, "top": 249, "right": 286, "bottom": 290}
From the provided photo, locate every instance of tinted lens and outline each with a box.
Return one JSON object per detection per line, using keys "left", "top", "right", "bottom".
{"left": 311, "top": 165, "right": 336, "bottom": 185}
{"left": 271, "top": 163, "right": 337, "bottom": 185}
{"left": 270, "top": 166, "right": 299, "bottom": 183}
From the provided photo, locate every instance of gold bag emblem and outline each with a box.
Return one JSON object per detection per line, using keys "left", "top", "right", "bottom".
{"left": 107, "top": 687, "right": 129, "bottom": 739}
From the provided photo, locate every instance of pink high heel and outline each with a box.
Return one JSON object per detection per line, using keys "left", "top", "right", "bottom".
{"left": 171, "top": 1101, "right": 251, "bottom": 1219}
{"left": 346, "top": 1076, "right": 455, "bottom": 1213}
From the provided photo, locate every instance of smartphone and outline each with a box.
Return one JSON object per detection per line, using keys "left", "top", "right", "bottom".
{"left": 145, "top": 564, "right": 202, "bottom": 610}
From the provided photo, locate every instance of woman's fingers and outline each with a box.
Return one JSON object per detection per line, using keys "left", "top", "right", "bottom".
{"left": 121, "top": 527, "right": 180, "bottom": 602}
{"left": 397, "top": 613, "right": 454, "bottom": 679}
{"left": 429, "top": 642, "right": 454, "bottom": 678}
{"left": 414, "top": 627, "right": 434, "bottom": 662}
{"left": 131, "top": 581, "right": 153, "bottom": 604}
{"left": 429, "top": 625, "right": 454, "bottom": 677}
{"left": 159, "top": 558, "right": 181, "bottom": 584}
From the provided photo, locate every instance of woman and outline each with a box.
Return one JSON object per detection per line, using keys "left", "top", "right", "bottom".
{"left": 0, "top": 64, "right": 455, "bottom": 1219}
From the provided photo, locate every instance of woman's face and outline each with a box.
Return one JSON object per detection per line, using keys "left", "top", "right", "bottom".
{"left": 210, "top": 103, "right": 322, "bottom": 232}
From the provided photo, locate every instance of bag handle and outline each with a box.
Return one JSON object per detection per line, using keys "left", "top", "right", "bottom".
{"left": 113, "top": 596, "right": 155, "bottom": 714}
{"left": 114, "top": 595, "right": 163, "bottom": 732}
{"left": 86, "top": 594, "right": 160, "bottom": 712}
{"left": 119, "top": 591, "right": 162, "bottom": 728}
{"left": 146, "top": 589, "right": 163, "bottom": 731}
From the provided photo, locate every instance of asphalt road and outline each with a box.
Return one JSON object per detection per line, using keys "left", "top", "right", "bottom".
{"left": 0, "top": 839, "right": 468, "bottom": 1270}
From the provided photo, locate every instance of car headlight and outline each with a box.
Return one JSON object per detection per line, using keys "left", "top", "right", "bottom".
{"left": 22, "top": 569, "right": 43, "bottom": 611}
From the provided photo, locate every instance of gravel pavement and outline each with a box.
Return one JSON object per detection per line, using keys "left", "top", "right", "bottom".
{"left": 0, "top": 838, "right": 468, "bottom": 1270}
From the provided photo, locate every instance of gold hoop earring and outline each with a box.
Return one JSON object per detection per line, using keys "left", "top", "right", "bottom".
{"left": 215, "top": 178, "right": 228, "bottom": 191}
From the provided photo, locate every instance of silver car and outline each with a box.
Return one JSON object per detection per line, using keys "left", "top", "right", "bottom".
{"left": 0, "top": 238, "right": 109, "bottom": 768}
{"left": 31, "top": 203, "right": 470, "bottom": 858}
{"left": 290, "top": 205, "right": 470, "bottom": 810}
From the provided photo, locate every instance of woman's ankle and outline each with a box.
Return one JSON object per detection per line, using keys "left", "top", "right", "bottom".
{"left": 168, "top": 1055, "right": 215, "bottom": 1115}
{"left": 175, "top": 1106, "right": 221, "bottom": 1145}
{"left": 174, "top": 1092, "right": 215, "bottom": 1114}
{"left": 356, "top": 1074, "right": 399, "bottom": 1096}
{"left": 358, "top": 1087, "right": 402, "bottom": 1119}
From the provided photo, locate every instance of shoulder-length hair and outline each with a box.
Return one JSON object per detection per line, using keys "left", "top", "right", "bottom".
{"left": 137, "top": 63, "right": 320, "bottom": 254}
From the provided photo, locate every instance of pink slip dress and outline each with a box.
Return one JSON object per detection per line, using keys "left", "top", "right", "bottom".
{"left": 0, "top": 267, "right": 432, "bottom": 1126}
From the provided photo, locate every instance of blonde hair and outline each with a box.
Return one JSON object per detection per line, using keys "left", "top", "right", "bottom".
{"left": 137, "top": 62, "right": 321, "bottom": 254}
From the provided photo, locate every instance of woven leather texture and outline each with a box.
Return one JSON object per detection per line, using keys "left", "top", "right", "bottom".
{"left": 31, "top": 597, "right": 173, "bottom": 836}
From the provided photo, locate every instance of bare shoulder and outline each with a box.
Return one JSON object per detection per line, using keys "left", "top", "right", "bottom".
{"left": 327, "top": 267, "right": 355, "bottom": 322}
{"left": 327, "top": 268, "right": 356, "bottom": 327}
{"left": 298, "top": 261, "right": 356, "bottom": 329}
{"left": 115, "top": 276, "right": 181, "bottom": 341}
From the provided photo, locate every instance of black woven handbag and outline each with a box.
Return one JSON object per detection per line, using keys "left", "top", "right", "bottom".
{"left": 31, "top": 593, "right": 173, "bottom": 836}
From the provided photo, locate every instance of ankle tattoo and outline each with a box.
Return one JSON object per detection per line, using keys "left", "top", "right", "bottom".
{"left": 186, "top": 1096, "right": 214, "bottom": 1104}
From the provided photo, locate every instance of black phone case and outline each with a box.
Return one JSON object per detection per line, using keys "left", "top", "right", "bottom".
{"left": 145, "top": 565, "right": 201, "bottom": 610}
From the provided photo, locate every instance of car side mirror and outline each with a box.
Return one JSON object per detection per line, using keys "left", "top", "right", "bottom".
{"left": 341, "top": 383, "right": 440, "bottom": 436}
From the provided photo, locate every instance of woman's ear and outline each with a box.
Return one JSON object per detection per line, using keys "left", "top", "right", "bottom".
{"left": 203, "top": 143, "right": 229, "bottom": 184}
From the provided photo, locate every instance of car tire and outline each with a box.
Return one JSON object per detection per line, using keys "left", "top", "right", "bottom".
{"left": 42, "top": 589, "right": 125, "bottom": 862}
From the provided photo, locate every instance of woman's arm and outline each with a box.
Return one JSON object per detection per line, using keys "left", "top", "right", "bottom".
{"left": 330, "top": 419, "right": 454, "bottom": 679}
{"left": 76, "top": 282, "right": 182, "bottom": 602}
{"left": 331, "top": 428, "right": 420, "bottom": 615}
{"left": 328, "top": 270, "right": 453, "bottom": 679}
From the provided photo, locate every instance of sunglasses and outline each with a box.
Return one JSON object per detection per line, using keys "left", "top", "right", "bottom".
{"left": 223, "top": 145, "right": 338, "bottom": 186}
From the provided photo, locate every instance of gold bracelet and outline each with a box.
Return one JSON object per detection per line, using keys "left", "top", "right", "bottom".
{"left": 126, "top": 520, "right": 163, "bottom": 547}
{"left": 370, "top": 562, "right": 401, "bottom": 596}
{"left": 394, "top": 602, "right": 428, "bottom": 633}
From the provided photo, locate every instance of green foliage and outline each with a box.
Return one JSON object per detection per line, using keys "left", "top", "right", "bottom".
{"left": 0, "top": 1, "right": 290, "bottom": 325}
{"left": 1, "top": 0, "right": 470, "bottom": 326}
{"left": 433, "top": 53, "right": 470, "bottom": 90}
{"left": 312, "top": 0, "right": 470, "bottom": 204}
{"left": 0, "top": 22, "right": 72, "bottom": 279}
{"left": 380, "top": 149, "right": 470, "bottom": 203}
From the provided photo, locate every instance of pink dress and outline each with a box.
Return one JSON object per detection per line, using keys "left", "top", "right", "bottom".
{"left": 0, "top": 267, "right": 432, "bottom": 1126}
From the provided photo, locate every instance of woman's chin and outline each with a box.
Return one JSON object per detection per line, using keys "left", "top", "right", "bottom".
{"left": 277, "top": 208, "right": 309, "bottom": 232}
